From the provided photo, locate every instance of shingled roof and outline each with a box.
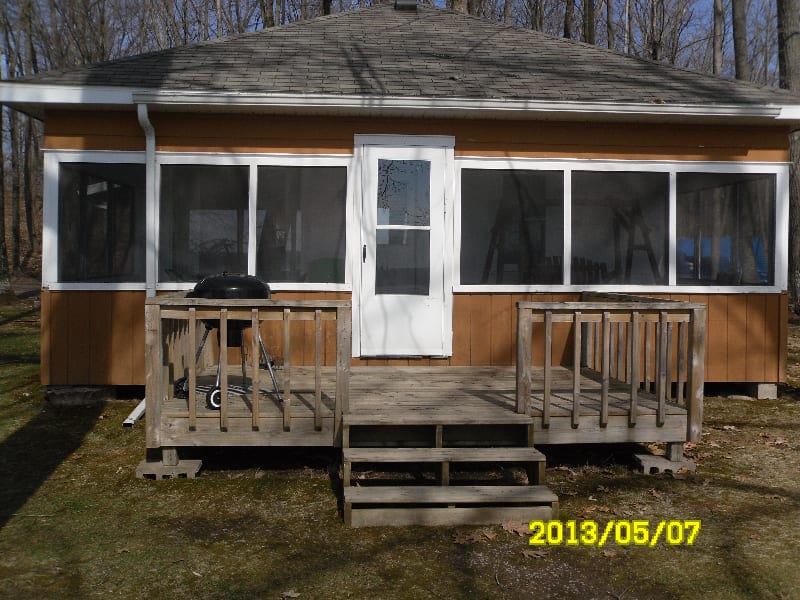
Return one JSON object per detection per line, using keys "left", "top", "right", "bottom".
{"left": 3, "top": 2, "right": 800, "bottom": 121}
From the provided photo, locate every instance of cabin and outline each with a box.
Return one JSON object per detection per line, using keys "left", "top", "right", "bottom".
{"left": 2, "top": 2, "right": 798, "bottom": 526}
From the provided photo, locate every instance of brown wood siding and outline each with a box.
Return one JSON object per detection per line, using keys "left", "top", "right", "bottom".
{"left": 40, "top": 290, "right": 786, "bottom": 385}
{"left": 44, "top": 111, "right": 790, "bottom": 162}
{"left": 44, "top": 110, "right": 145, "bottom": 151}
{"left": 40, "top": 290, "right": 146, "bottom": 386}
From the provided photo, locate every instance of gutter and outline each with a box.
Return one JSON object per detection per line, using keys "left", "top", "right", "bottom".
{"left": 2, "top": 81, "right": 800, "bottom": 124}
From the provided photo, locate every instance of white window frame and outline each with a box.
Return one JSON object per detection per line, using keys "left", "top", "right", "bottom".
{"left": 154, "top": 152, "right": 353, "bottom": 292}
{"left": 454, "top": 157, "right": 789, "bottom": 294}
{"left": 43, "top": 150, "right": 147, "bottom": 291}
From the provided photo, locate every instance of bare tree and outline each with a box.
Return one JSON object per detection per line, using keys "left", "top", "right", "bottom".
{"left": 731, "top": 0, "right": 751, "bottom": 80}
{"left": 778, "top": 0, "right": 800, "bottom": 310}
{"left": 712, "top": 0, "right": 723, "bottom": 74}
{"left": 564, "top": 0, "right": 574, "bottom": 38}
{"left": 582, "top": 0, "right": 595, "bottom": 43}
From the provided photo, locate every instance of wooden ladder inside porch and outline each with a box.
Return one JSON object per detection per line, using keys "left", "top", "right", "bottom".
{"left": 341, "top": 411, "right": 559, "bottom": 527}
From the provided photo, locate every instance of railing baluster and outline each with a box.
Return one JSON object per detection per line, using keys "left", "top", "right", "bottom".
{"left": 283, "top": 307, "right": 291, "bottom": 432}
{"left": 617, "top": 319, "right": 625, "bottom": 380}
{"left": 572, "top": 311, "right": 582, "bottom": 428}
{"left": 220, "top": 308, "right": 228, "bottom": 432}
{"left": 656, "top": 311, "right": 668, "bottom": 427}
{"left": 251, "top": 308, "right": 260, "bottom": 431}
{"left": 314, "top": 309, "right": 322, "bottom": 431}
{"left": 666, "top": 321, "right": 674, "bottom": 401}
{"left": 677, "top": 320, "right": 687, "bottom": 405}
{"left": 601, "top": 311, "right": 610, "bottom": 427}
{"left": 188, "top": 308, "right": 197, "bottom": 431}
{"left": 629, "top": 311, "right": 639, "bottom": 426}
{"left": 645, "top": 321, "right": 652, "bottom": 392}
{"left": 543, "top": 311, "right": 552, "bottom": 427}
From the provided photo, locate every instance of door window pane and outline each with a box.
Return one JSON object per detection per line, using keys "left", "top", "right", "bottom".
{"left": 159, "top": 165, "right": 248, "bottom": 282}
{"left": 256, "top": 166, "right": 347, "bottom": 283}
{"left": 377, "top": 160, "right": 430, "bottom": 226}
{"left": 571, "top": 171, "right": 668, "bottom": 285}
{"left": 677, "top": 173, "right": 775, "bottom": 285}
{"left": 461, "top": 169, "right": 564, "bottom": 284}
{"left": 58, "top": 163, "right": 146, "bottom": 282}
{"left": 376, "top": 230, "right": 430, "bottom": 295}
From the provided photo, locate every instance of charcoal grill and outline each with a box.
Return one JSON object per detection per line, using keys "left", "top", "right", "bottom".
{"left": 178, "top": 273, "right": 282, "bottom": 409}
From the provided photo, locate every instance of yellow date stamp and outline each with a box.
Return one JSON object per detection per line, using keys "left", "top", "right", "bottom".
{"left": 529, "top": 519, "right": 701, "bottom": 547}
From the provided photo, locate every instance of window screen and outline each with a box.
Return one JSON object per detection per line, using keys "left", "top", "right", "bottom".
{"left": 460, "top": 169, "right": 564, "bottom": 284}
{"left": 256, "top": 166, "right": 347, "bottom": 283}
{"left": 58, "top": 163, "right": 146, "bottom": 282}
{"left": 677, "top": 173, "right": 775, "bottom": 286}
{"left": 571, "top": 171, "right": 668, "bottom": 285}
{"left": 159, "top": 165, "right": 249, "bottom": 282}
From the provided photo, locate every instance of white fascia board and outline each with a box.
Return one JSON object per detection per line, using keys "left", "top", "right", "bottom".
{"left": 0, "top": 82, "right": 143, "bottom": 105}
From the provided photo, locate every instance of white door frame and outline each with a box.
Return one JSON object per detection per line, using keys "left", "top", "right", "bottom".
{"left": 351, "top": 134, "right": 455, "bottom": 357}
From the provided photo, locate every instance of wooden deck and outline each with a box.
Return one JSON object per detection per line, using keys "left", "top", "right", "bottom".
{"left": 159, "top": 365, "right": 688, "bottom": 447}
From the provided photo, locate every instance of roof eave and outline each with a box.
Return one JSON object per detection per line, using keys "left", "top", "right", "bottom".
{"left": 2, "top": 82, "right": 800, "bottom": 126}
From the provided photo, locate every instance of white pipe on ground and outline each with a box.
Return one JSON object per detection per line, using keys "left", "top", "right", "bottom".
{"left": 123, "top": 398, "right": 147, "bottom": 428}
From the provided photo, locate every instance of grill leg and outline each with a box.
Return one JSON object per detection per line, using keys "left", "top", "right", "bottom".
{"left": 258, "top": 334, "right": 283, "bottom": 402}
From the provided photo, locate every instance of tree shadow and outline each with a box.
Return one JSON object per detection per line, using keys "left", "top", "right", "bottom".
{"left": 0, "top": 402, "right": 103, "bottom": 528}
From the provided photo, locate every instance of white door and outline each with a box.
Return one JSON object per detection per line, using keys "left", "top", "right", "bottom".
{"left": 359, "top": 144, "right": 452, "bottom": 356}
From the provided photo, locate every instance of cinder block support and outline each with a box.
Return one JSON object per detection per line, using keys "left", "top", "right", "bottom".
{"left": 747, "top": 383, "right": 778, "bottom": 400}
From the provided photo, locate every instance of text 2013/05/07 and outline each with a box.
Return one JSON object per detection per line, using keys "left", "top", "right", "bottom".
{"left": 529, "top": 520, "right": 701, "bottom": 547}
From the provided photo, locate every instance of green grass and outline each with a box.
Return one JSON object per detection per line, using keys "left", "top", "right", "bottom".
{"left": 0, "top": 296, "right": 798, "bottom": 599}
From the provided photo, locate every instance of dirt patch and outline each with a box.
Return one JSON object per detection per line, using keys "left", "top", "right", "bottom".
{"left": 0, "top": 298, "right": 798, "bottom": 599}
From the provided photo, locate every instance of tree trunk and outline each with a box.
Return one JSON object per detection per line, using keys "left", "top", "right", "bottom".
{"left": 778, "top": 0, "right": 800, "bottom": 310}
{"left": 564, "top": 0, "right": 574, "bottom": 39}
{"left": 712, "top": 0, "right": 723, "bottom": 75}
{"left": 732, "top": 0, "right": 751, "bottom": 80}
{"left": 583, "top": 0, "right": 595, "bottom": 44}
{"left": 529, "top": 0, "right": 543, "bottom": 30}
{"left": 606, "top": 0, "right": 613, "bottom": 49}
{"left": 0, "top": 109, "right": 8, "bottom": 283}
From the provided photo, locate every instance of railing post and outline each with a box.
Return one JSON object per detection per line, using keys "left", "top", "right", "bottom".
{"left": 687, "top": 305, "right": 706, "bottom": 442}
{"left": 144, "top": 302, "right": 163, "bottom": 453}
{"left": 516, "top": 304, "right": 532, "bottom": 415}
{"left": 335, "top": 305, "right": 351, "bottom": 446}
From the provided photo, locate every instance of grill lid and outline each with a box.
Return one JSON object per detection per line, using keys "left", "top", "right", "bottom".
{"left": 188, "top": 272, "right": 271, "bottom": 300}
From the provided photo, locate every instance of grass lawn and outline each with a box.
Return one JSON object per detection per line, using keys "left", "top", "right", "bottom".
{"left": 0, "top": 296, "right": 798, "bottom": 599}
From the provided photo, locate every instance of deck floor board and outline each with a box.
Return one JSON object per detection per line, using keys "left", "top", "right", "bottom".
{"left": 162, "top": 366, "right": 688, "bottom": 445}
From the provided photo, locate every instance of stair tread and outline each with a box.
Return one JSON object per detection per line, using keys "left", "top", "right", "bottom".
{"left": 344, "top": 484, "right": 558, "bottom": 504}
{"left": 344, "top": 447, "right": 545, "bottom": 463}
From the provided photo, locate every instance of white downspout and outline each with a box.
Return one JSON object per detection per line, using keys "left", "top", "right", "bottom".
{"left": 137, "top": 103, "right": 157, "bottom": 297}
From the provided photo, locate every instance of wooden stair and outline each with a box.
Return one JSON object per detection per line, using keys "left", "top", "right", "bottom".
{"left": 342, "top": 411, "right": 559, "bottom": 527}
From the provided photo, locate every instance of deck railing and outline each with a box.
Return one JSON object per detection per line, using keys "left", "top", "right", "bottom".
{"left": 144, "top": 294, "right": 351, "bottom": 451}
{"left": 516, "top": 294, "right": 706, "bottom": 442}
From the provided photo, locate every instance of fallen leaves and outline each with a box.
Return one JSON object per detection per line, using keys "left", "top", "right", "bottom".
{"left": 522, "top": 548, "right": 549, "bottom": 559}
{"left": 281, "top": 591, "right": 301, "bottom": 599}
{"left": 502, "top": 521, "right": 531, "bottom": 537}
{"left": 454, "top": 528, "right": 497, "bottom": 544}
